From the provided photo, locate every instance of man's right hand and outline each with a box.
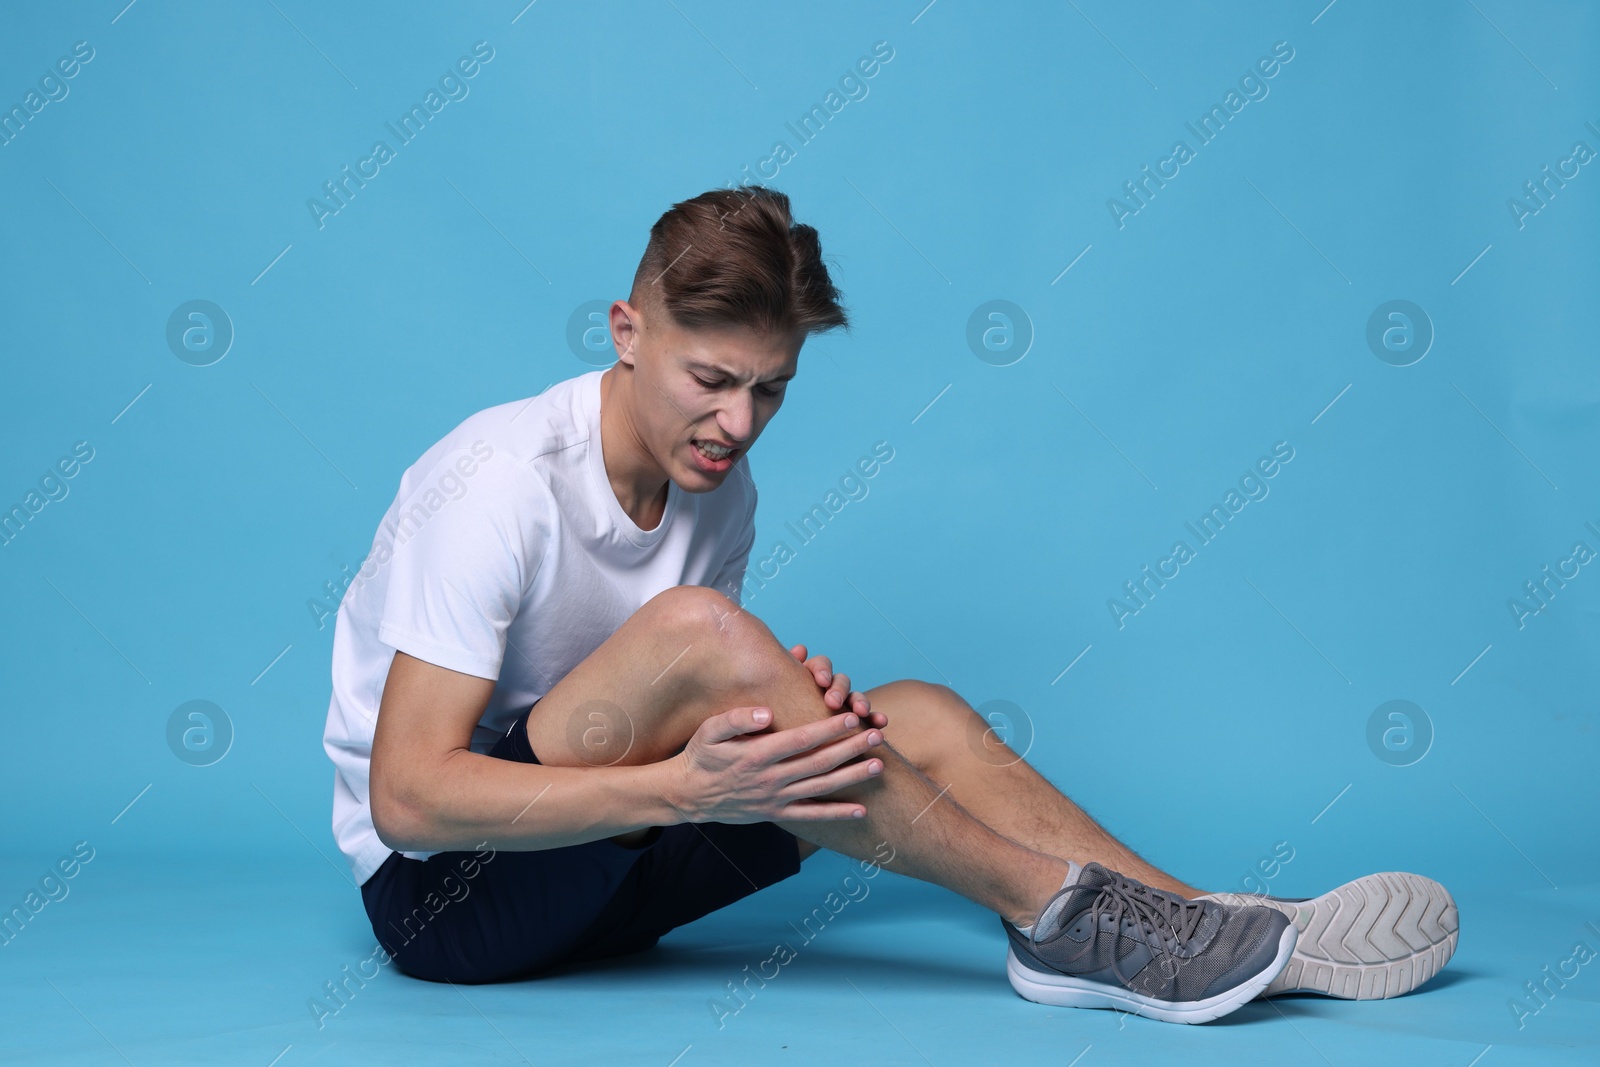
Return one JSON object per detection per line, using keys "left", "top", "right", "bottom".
{"left": 667, "top": 706, "right": 885, "bottom": 824}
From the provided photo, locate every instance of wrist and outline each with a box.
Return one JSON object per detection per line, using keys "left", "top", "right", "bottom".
{"left": 643, "top": 751, "right": 697, "bottom": 826}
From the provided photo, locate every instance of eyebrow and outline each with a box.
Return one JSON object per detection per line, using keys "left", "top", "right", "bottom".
{"left": 686, "top": 359, "right": 795, "bottom": 384}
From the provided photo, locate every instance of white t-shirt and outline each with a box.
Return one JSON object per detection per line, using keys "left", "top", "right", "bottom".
{"left": 322, "top": 370, "right": 756, "bottom": 885}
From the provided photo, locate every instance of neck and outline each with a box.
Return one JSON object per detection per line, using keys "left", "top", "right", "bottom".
{"left": 599, "top": 366, "right": 670, "bottom": 530}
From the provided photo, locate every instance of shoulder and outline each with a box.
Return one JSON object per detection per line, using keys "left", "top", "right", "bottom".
{"left": 445, "top": 374, "right": 595, "bottom": 467}
{"left": 390, "top": 381, "right": 598, "bottom": 530}
{"left": 414, "top": 375, "right": 600, "bottom": 484}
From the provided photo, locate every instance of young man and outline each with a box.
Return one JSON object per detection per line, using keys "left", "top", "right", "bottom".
{"left": 321, "top": 186, "right": 1458, "bottom": 1023}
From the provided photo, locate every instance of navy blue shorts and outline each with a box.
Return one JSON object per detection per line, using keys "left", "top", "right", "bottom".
{"left": 360, "top": 703, "right": 803, "bottom": 983}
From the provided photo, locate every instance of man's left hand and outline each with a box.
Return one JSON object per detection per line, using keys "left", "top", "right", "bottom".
{"left": 789, "top": 644, "right": 886, "bottom": 729}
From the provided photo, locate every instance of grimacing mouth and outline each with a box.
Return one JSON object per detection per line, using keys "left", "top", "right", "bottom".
{"left": 691, "top": 437, "right": 740, "bottom": 461}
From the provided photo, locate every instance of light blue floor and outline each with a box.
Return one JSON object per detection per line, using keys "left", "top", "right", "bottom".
{"left": 4, "top": 848, "right": 1596, "bottom": 1066}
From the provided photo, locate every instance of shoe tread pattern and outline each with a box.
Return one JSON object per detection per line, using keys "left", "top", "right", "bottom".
{"left": 1211, "top": 872, "right": 1458, "bottom": 999}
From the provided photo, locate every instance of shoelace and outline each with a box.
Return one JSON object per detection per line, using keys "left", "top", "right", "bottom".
{"left": 1050, "top": 872, "right": 1209, "bottom": 989}
{"left": 1101, "top": 874, "right": 1208, "bottom": 945}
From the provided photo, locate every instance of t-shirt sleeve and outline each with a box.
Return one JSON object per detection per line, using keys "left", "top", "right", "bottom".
{"left": 377, "top": 449, "right": 549, "bottom": 681}
{"left": 710, "top": 467, "right": 757, "bottom": 605}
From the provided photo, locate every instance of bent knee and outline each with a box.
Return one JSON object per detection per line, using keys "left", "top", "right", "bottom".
{"left": 639, "top": 584, "right": 745, "bottom": 636}
{"left": 873, "top": 679, "right": 968, "bottom": 722}
{"left": 870, "top": 679, "right": 975, "bottom": 752}
{"left": 640, "top": 584, "right": 789, "bottom": 684}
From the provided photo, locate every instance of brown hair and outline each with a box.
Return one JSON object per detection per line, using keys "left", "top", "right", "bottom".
{"left": 629, "top": 186, "right": 849, "bottom": 337}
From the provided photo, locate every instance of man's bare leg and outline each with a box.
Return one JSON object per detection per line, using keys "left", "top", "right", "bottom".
{"left": 523, "top": 585, "right": 1071, "bottom": 928}
{"left": 857, "top": 680, "right": 1200, "bottom": 896}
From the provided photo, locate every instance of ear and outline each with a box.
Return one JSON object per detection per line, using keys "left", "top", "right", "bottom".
{"left": 610, "top": 300, "right": 641, "bottom": 368}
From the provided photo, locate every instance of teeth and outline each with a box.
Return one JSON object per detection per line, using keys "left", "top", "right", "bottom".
{"left": 696, "top": 440, "right": 732, "bottom": 459}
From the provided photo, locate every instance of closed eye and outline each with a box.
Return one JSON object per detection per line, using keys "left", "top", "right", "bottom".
{"left": 693, "top": 375, "right": 785, "bottom": 398}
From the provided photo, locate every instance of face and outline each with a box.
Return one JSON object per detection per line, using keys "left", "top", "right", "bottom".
{"left": 610, "top": 299, "right": 802, "bottom": 491}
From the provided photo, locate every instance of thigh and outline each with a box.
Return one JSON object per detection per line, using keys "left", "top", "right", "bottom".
{"left": 522, "top": 584, "right": 782, "bottom": 768}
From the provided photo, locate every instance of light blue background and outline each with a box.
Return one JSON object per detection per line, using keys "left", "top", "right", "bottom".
{"left": 2, "top": 1, "right": 1596, "bottom": 1064}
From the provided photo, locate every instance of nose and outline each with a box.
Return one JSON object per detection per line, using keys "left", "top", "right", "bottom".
{"left": 717, "top": 389, "right": 755, "bottom": 443}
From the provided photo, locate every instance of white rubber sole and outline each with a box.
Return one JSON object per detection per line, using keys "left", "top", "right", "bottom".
{"left": 1005, "top": 922, "right": 1298, "bottom": 1024}
{"left": 1202, "top": 872, "right": 1459, "bottom": 999}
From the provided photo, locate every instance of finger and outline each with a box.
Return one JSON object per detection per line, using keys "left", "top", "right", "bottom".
{"left": 781, "top": 753, "right": 884, "bottom": 799}
{"left": 834, "top": 689, "right": 867, "bottom": 717}
{"left": 697, "top": 705, "right": 774, "bottom": 744}
{"left": 773, "top": 799, "right": 867, "bottom": 821}
{"left": 823, "top": 674, "right": 850, "bottom": 710}
{"left": 806, "top": 655, "right": 834, "bottom": 686}
{"left": 772, "top": 727, "right": 884, "bottom": 787}
{"left": 868, "top": 710, "right": 889, "bottom": 729}
{"left": 789, "top": 644, "right": 808, "bottom": 663}
{"left": 752, "top": 710, "right": 863, "bottom": 763}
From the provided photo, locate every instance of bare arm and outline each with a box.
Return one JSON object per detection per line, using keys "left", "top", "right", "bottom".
{"left": 369, "top": 650, "right": 680, "bottom": 853}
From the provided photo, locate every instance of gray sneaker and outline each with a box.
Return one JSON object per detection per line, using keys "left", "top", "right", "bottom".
{"left": 1199, "top": 872, "right": 1458, "bottom": 998}
{"left": 1004, "top": 863, "right": 1297, "bottom": 1024}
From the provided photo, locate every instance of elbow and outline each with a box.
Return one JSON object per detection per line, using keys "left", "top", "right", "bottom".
{"left": 370, "top": 768, "right": 430, "bottom": 852}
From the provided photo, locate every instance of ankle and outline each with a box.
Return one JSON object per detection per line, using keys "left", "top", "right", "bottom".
{"left": 1011, "top": 858, "right": 1078, "bottom": 929}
